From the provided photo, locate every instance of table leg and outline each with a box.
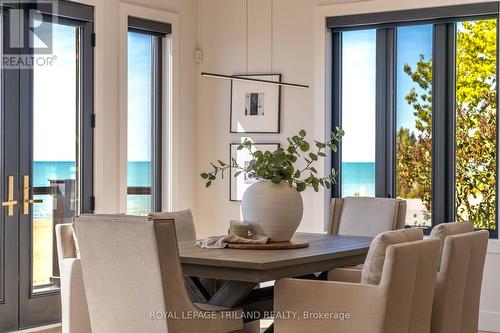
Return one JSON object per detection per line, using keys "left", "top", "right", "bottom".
{"left": 207, "top": 280, "right": 257, "bottom": 308}
{"left": 241, "top": 286, "right": 273, "bottom": 321}
{"left": 187, "top": 279, "right": 273, "bottom": 329}
{"left": 184, "top": 277, "right": 208, "bottom": 303}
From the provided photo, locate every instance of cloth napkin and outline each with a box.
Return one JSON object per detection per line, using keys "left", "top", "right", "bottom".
{"left": 195, "top": 234, "right": 270, "bottom": 249}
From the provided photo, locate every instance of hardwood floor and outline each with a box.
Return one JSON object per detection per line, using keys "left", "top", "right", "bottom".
{"left": 14, "top": 323, "right": 497, "bottom": 333}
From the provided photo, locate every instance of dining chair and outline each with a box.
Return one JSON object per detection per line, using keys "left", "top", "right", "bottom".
{"left": 328, "top": 227, "right": 423, "bottom": 283}
{"left": 75, "top": 214, "right": 243, "bottom": 333}
{"left": 430, "top": 228, "right": 488, "bottom": 333}
{"left": 328, "top": 197, "right": 407, "bottom": 237}
{"left": 149, "top": 209, "right": 219, "bottom": 298}
{"left": 328, "top": 197, "right": 408, "bottom": 282}
{"left": 56, "top": 210, "right": 203, "bottom": 333}
{"left": 55, "top": 224, "right": 92, "bottom": 333}
{"left": 149, "top": 209, "right": 197, "bottom": 242}
{"left": 274, "top": 237, "right": 441, "bottom": 333}
{"left": 429, "top": 221, "right": 474, "bottom": 268}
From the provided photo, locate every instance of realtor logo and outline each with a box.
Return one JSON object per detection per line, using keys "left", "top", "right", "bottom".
{"left": 0, "top": 0, "right": 58, "bottom": 68}
{"left": 1, "top": 0, "right": 56, "bottom": 55}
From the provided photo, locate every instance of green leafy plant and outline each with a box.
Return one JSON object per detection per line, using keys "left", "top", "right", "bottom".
{"left": 201, "top": 128, "right": 344, "bottom": 192}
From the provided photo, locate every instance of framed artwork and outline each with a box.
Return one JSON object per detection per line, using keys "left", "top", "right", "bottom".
{"left": 230, "top": 74, "right": 281, "bottom": 133}
{"left": 230, "top": 143, "right": 280, "bottom": 201}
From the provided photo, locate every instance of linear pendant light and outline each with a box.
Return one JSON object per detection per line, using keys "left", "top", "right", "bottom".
{"left": 201, "top": 0, "right": 309, "bottom": 90}
{"left": 201, "top": 72, "right": 309, "bottom": 89}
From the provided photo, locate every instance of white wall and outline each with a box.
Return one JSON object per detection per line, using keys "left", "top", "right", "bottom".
{"left": 482, "top": 241, "right": 500, "bottom": 331}
{"left": 196, "top": 0, "right": 326, "bottom": 238}
{"left": 196, "top": 0, "right": 500, "bottom": 331}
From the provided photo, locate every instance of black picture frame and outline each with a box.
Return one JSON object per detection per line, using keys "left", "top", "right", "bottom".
{"left": 230, "top": 73, "right": 282, "bottom": 133}
{"left": 229, "top": 143, "right": 280, "bottom": 202}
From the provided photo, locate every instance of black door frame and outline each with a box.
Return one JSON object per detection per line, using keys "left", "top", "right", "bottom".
{"left": 0, "top": 1, "right": 94, "bottom": 330}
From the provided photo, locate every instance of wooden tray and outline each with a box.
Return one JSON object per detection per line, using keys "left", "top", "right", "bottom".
{"left": 226, "top": 241, "right": 309, "bottom": 250}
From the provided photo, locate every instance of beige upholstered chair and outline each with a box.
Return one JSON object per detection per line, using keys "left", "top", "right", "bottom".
{"left": 329, "top": 228, "right": 423, "bottom": 283}
{"left": 75, "top": 214, "right": 242, "bottom": 333}
{"left": 149, "top": 209, "right": 197, "bottom": 242}
{"left": 150, "top": 209, "right": 219, "bottom": 297}
{"left": 274, "top": 237, "right": 441, "bottom": 333}
{"left": 429, "top": 221, "right": 474, "bottom": 268}
{"left": 328, "top": 197, "right": 407, "bottom": 236}
{"left": 55, "top": 210, "right": 200, "bottom": 333}
{"left": 430, "top": 225, "right": 488, "bottom": 333}
{"left": 328, "top": 197, "right": 407, "bottom": 281}
{"left": 55, "top": 224, "right": 92, "bottom": 333}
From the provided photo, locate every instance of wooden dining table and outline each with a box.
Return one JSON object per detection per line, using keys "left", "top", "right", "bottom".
{"left": 178, "top": 232, "right": 372, "bottom": 328}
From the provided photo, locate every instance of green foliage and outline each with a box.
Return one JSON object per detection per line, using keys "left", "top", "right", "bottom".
{"left": 201, "top": 128, "right": 344, "bottom": 192}
{"left": 455, "top": 20, "right": 497, "bottom": 229}
{"left": 399, "top": 19, "right": 497, "bottom": 229}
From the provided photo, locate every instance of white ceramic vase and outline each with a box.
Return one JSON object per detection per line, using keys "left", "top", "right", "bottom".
{"left": 241, "top": 180, "right": 303, "bottom": 242}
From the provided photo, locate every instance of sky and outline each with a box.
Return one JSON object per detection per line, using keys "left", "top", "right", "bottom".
{"left": 33, "top": 23, "right": 77, "bottom": 162}
{"left": 341, "top": 29, "right": 377, "bottom": 163}
{"left": 396, "top": 24, "right": 433, "bottom": 133}
{"left": 33, "top": 27, "right": 153, "bottom": 163}
{"left": 127, "top": 31, "right": 153, "bottom": 162}
{"left": 341, "top": 24, "right": 432, "bottom": 163}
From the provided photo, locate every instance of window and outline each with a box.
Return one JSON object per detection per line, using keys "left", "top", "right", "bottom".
{"left": 127, "top": 17, "right": 170, "bottom": 215}
{"left": 455, "top": 19, "right": 497, "bottom": 230}
{"left": 329, "top": 2, "right": 499, "bottom": 236}
{"left": 395, "top": 25, "right": 433, "bottom": 227}
{"left": 340, "top": 30, "right": 376, "bottom": 197}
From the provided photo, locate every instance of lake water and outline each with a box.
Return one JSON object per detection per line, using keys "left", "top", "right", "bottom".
{"left": 32, "top": 161, "right": 377, "bottom": 218}
{"left": 341, "top": 162, "right": 376, "bottom": 197}
{"left": 33, "top": 161, "right": 76, "bottom": 220}
{"left": 33, "top": 161, "right": 152, "bottom": 218}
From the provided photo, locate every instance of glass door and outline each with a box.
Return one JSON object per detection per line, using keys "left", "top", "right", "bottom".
{"left": 19, "top": 17, "right": 79, "bottom": 327}
{"left": 0, "top": 1, "right": 94, "bottom": 330}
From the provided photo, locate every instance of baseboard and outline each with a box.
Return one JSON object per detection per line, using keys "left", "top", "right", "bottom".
{"left": 14, "top": 323, "right": 61, "bottom": 333}
{"left": 480, "top": 310, "right": 500, "bottom": 332}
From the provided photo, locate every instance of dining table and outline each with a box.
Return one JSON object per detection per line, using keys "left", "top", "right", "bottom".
{"left": 178, "top": 232, "right": 372, "bottom": 331}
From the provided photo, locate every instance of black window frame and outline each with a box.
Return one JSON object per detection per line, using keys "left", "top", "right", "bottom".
{"left": 329, "top": 2, "right": 500, "bottom": 238}
{"left": 127, "top": 17, "right": 170, "bottom": 213}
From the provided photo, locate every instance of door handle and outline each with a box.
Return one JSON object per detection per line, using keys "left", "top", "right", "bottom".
{"left": 2, "top": 176, "right": 17, "bottom": 216}
{"left": 23, "top": 175, "right": 43, "bottom": 215}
